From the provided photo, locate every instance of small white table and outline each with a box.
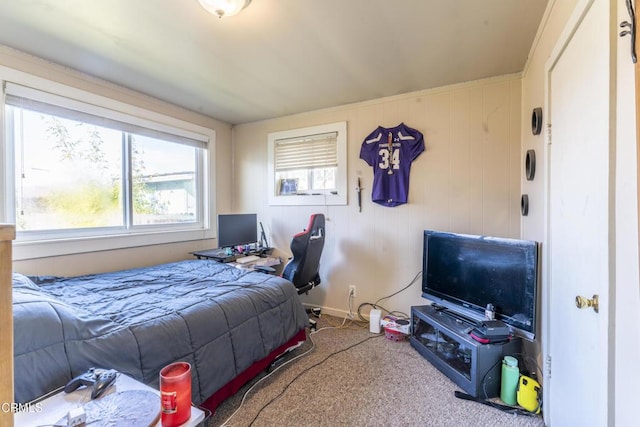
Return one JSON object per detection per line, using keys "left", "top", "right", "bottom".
{"left": 14, "top": 374, "right": 207, "bottom": 427}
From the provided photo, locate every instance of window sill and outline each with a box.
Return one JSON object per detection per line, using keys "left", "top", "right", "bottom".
{"left": 12, "top": 228, "right": 214, "bottom": 260}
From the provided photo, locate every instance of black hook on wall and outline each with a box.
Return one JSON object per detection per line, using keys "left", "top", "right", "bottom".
{"left": 621, "top": 0, "right": 637, "bottom": 64}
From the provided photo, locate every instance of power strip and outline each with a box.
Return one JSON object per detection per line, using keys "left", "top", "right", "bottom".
{"left": 347, "top": 288, "right": 355, "bottom": 319}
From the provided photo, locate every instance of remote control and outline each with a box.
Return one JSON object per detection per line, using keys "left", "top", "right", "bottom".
{"left": 64, "top": 367, "right": 119, "bottom": 399}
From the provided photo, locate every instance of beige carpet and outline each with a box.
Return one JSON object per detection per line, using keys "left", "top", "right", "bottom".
{"left": 207, "top": 315, "right": 545, "bottom": 427}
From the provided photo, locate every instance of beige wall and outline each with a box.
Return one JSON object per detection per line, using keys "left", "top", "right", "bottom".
{"left": 233, "top": 74, "right": 522, "bottom": 318}
{"left": 521, "top": 0, "right": 579, "bottom": 243}
{"left": 519, "top": 0, "right": 580, "bottom": 386}
{"left": 0, "top": 45, "right": 235, "bottom": 276}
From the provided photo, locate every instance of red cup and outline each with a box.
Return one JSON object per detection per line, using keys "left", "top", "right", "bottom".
{"left": 159, "top": 362, "right": 191, "bottom": 427}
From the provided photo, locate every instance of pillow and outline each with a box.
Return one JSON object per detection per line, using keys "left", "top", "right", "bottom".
{"left": 12, "top": 273, "right": 40, "bottom": 291}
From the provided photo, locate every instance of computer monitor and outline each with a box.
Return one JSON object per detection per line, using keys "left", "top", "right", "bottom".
{"left": 217, "top": 213, "right": 258, "bottom": 249}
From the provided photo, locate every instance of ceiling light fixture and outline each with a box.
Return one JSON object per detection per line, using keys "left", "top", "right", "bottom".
{"left": 198, "top": 0, "right": 252, "bottom": 18}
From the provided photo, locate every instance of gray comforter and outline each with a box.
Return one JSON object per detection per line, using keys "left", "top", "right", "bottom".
{"left": 12, "top": 260, "right": 308, "bottom": 404}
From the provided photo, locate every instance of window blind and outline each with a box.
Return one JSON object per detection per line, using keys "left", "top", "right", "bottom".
{"left": 4, "top": 83, "right": 207, "bottom": 148}
{"left": 274, "top": 132, "right": 338, "bottom": 172}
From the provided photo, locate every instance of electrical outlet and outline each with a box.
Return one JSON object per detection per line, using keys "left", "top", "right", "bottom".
{"left": 349, "top": 285, "right": 356, "bottom": 297}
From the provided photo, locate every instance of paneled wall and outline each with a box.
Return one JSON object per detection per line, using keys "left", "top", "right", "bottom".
{"left": 233, "top": 74, "right": 522, "bottom": 317}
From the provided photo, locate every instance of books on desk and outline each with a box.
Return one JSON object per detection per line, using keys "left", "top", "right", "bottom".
{"left": 235, "top": 255, "right": 261, "bottom": 264}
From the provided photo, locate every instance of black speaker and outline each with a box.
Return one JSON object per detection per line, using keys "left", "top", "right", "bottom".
{"left": 531, "top": 107, "right": 542, "bottom": 135}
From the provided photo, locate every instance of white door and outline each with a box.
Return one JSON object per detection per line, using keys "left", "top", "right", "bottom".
{"left": 545, "top": 0, "right": 611, "bottom": 425}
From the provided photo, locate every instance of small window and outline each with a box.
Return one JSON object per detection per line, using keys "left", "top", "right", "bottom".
{"left": 268, "top": 122, "right": 347, "bottom": 206}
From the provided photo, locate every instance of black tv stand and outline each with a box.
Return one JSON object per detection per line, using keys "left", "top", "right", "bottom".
{"left": 410, "top": 305, "right": 520, "bottom": 398}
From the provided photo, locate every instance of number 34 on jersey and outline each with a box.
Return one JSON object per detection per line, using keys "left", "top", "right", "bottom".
{"left": 359, "top": 123, "right": 425, "bottom": 207}
{"left": 379, "top": 137, "right": 401, "bottom": 174}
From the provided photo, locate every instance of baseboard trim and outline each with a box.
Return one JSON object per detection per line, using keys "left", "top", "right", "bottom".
{"left": 301, "top": 303, "right": 371, "bottom": 320}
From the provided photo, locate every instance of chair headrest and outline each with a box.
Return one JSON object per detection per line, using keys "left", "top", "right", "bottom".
{"left": 294, "top": 213, "right": 325, "bottom": 238}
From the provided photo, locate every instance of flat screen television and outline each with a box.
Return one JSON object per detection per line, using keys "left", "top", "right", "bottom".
{"left": 217, "top": 213, "right": 258, "bottom": 249}
{"left": 422, "top": 230, "right": 539, "bottom": 341}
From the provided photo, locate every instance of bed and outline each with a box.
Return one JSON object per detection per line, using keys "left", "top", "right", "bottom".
{"left": 12, "top": 259, "right": 309, "bottom": 411}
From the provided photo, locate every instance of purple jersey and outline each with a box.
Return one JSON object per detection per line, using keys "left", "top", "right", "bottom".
{"left": 359, "top": 123, "right": 424, "bottom": 207}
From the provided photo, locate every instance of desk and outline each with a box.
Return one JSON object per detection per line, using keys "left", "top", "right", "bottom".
{"left": 14, "top": 374, "right": 207, "bottom": 427}
{"left": 191, "top": 246, "right": 272, "bottom": 261}
{"left": 191, "top": 248, "right": 282, "bottom": 271}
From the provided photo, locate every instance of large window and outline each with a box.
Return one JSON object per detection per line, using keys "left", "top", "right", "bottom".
{"left": 267, "top": 122, "right": 347, "bottom": 206}
{"left": 2, "top": 82, "right": 212, "bottom": 256}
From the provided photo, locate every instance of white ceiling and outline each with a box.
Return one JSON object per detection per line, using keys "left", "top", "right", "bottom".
{"left": 0, "top": 0, "right": 548, "bottom": 125}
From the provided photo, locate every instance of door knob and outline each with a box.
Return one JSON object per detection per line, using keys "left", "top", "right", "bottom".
{"left": 575, "top": 294, "right": 599, "bottom": 313}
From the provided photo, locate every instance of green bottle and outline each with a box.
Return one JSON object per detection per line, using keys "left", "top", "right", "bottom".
{"left": 500, "top": 355, "right": 519, "bottom": 405}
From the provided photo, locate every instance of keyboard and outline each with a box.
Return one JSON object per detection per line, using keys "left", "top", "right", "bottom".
{"left": 235, "top": 255, "right": 261, "bottom": 264}
{"left": 191, "top": 249, "right": 236, "bottom": 262}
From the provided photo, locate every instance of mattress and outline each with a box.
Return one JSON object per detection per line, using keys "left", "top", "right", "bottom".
{"left": 12, "top": 260, "right": 309, "bottom": 405}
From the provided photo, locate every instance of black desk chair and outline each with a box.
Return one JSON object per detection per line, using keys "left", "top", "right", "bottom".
{"left": 282, "top": 213, "right": 325, "bottom": 295}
